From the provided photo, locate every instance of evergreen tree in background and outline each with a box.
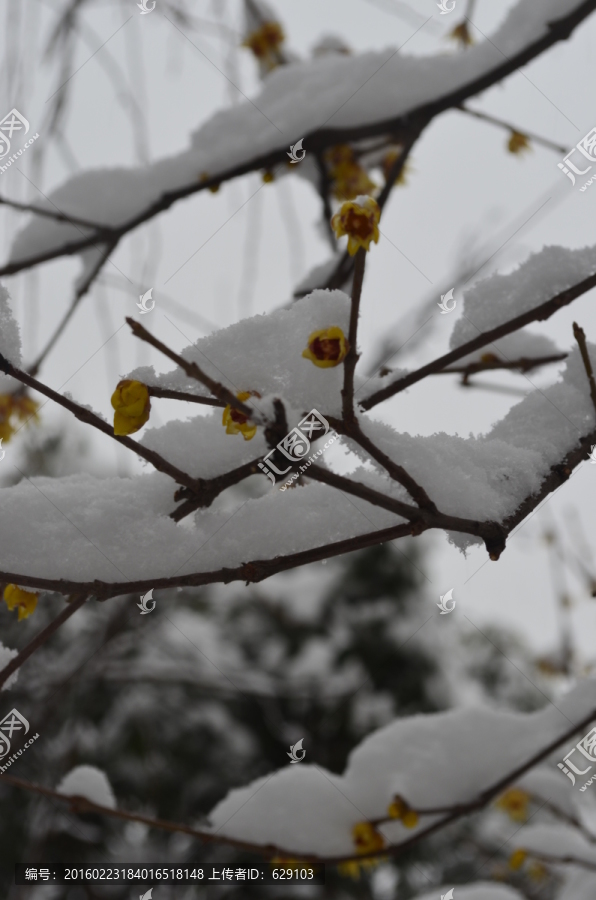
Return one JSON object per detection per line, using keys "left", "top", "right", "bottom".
{"left": 2, "top": 440, "right": 548, "bottom": 900}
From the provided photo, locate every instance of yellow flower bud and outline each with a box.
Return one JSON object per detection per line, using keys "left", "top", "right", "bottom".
{"left": 111, "top": 380, "right": 151, "bottom": 436}
{"left": 4, "top": 584, "right": 39, "bottom": 621}
{"left": 352, "top": 821, "right": 385, "bottom": 855}
{"left": 509, "top": 849, "right": 528, "bottom": 871}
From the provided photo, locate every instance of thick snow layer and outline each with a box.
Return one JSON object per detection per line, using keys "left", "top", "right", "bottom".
{"left": 8, "top": 0, "right": 588, "bottom": 265}
{"left": 356, "top": 344, "right": 596, "bottom": 527}
{"left": 56, "top": 765, "right": 116, "bottom": 809}
{"left": 414, "top": 886, "right": 523, "bottom": 900}
{"left": 0, "top": 340, "right": 594, "bottom": 582}
{"left": 450, "top": 246, "right": 596, "bottom": 349}
{"left": 204, "top": 679, "right": 596, "bottom": 856}
{"left": 0, "top": 466, "right": 401, "bottom": 583}
{"left": 454, "top": 330, "right": 561, "bottom": 367}
{"left": 0, "top": 642, "right": 18, "bottom": 690}
{"left": 0, "top": 282, "right": 22, "bottom": 393}
{"left": 131, "top": 289, "right": 351, "bottom": 418}
{"left": 514, "top": 823, "right": 596, "bottom": 865}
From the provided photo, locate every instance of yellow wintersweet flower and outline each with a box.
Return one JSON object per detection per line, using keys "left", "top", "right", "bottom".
{"left": 337, "top": 858, "right": 380, "bottom": 880}
{"left": 262, "top": 169, "right": 275, "bottom": 183}
{"left": 111, "top": 380, "right": 151, "bottom": 436}
{"left": 199, "top": 172, "right": 220, "bottom": 194}
{"left": 449, "top": 21, "right": 473, "bottom": 46}
{"left": 508, "top": 130, "right": 531, "bottom": 156}
{"left": 387, "top": 796, "right": 419, "bottom": 828}
{"left": 509, "top": 849, "right": 528, "bottom": 871}
{"left": 331, "top": 196, "right": 380, "bottom": 256}
{"left": 302, "top": 327, "right": 349, "bottom": 368}
{"left": 495, "top": 788, "right": 530, "bottom": 823}
{"left": 325, "top": 145, "right": 377, "bottom": 201}
{"left": 4, "top": 584, "right": 39, "bottom": 621}
{"left": 352, "top": 821, "right": 385, "bottom": 855}
{"left": 528, "top": 861, "right": 547, "bottom": 882}
{"left": 243, "top": 21, "right": 284, "bottom": 70}
{"left": 0, "top": 393, "right": 39, "bottom": 443}
{"left": 222, "top": 390, "right": 260, "bottom": 441}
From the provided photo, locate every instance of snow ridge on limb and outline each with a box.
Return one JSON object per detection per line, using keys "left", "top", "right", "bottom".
{"left": 3, "top": 0, "right": 595, "bottom": 277}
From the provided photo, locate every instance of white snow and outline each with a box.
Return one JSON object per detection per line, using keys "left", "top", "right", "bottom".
{"left": 0, "top": 641, "right": 18, "bottom": 690}
{"left": 450, "top": 246, "right": 596, "bottom": 349}
{"left": 130, "top": 289, "right": 351, "bottom": 419}
{"left": 8, "top": 0, "right": 589, "bottom": 266}
{"left": 203, "top": 678, "right": 596, "bottom": 856}
{"left": 0, "top": 282, "right": 23, "bottom": 393}
{"left": 414, "top": 886, "right": 523, "bottom": 900}
{"left": 513, "top": 822, "right": 596, "bottom": 865}
{"left": 56, "top": 764, "right": 116, "bottom": 809}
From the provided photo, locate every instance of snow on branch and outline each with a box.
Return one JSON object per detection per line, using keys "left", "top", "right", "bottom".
{"left": 1, "top": 0, "right": 594, "bottom": 280}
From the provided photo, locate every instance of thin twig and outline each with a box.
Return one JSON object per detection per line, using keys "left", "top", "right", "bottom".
{"left": 435, "top": 352, "right": 568, "bottom": 383}
{"left": 125, "top": 318, "right": 257, "bottom": 420}
{"left": 0, "top": 195, "right": 109, "bottom": 230}
{"left": 573, "top": 322, "right": 596, "bottom": 414}
{"left": 0, "top": 595, "right": 88, "bottom": 690}
{"left": 0, "top": 352, "right": 205, "bottom": 495}
{"left": 457, "top": 106, "right": 568, "bottom": 155}
{"left": 362, "top": 273, "right": 596, "bottom": 409}
{"left": 4, "top": 697, "right": 596, "bottom": 865}
{"left": 28, "top": 240, "right": 118, "bottom": 377}
{"left": 2, "top": 1, "right": 594, "bottom": 281}
{"left": 342, "top": 247, "right": 366, "bottom": 423}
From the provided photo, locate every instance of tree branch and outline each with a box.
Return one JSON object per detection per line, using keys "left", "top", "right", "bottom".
{"left": 3, "top": 0, "right": 593, "bottom": 281}
{"left": 573, "top": 321, "right": 596, "bottom": 413}
{"left": 125, "top": 318, "right": 258, "bottom": 420}
{"left": 4, "top": 696, "right": 596, "bottom": 866}
{"left": 361, "top": 271, "right": 596, "bottom": 409}
{"left": 0, "top": 595, "right": 88, "bottom": 691}
{"left": 342, "top": 247, "right": 366, "bottom": 423}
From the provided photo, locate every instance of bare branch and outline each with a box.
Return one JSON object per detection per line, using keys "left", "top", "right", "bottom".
{"left": 28, "top": 240, "right": 118, "bottom": 377}
{"left": 0, "top": 595, "right": 88, "bottom": 691}
{"left": 457, "top": 105, "right": 568, "bottom": 154}
{"left": 342, "top": 247, "right": 366, "bottom": 423}
{"left": 2, "top": 0, "right": 594, "bottom": 281}
{"left": 125, "top": 318, "right": 257, "bottom": 420}
{"left": 573, "top": 321, "right": 596, "bottom": 413}
{"left": 362, "top": 272, "right": 596, "bottom": 410}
